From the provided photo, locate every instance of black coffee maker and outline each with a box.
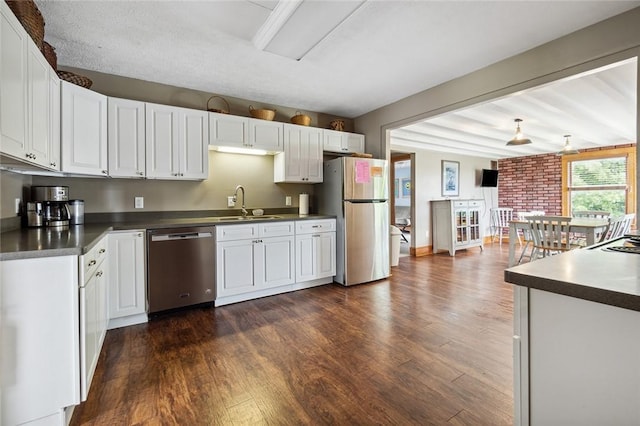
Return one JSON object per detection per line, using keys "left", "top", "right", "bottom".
{"left": 31, "top": 186, "right": 71, "bottom": 228}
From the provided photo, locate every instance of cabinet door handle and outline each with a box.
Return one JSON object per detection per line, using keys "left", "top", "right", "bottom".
{"left": 99, "top": 248, "right": 106, "bottom": 254}
{"left": 102, "top": 170, "right": 108, "bottom": 174}
{"left": 137, "top": 171, "right": 144, "bottom": 176}
{"left": 312, "top": 234, "right": 321, "bottom": 238}
{"left": 96, "top": 271, "right": 103, "bottom": 277}
{"left": 50, "top": 162, "right": 56, "bottom": 167}
{"left": 88, "top": 260, "right": 97, "bottom": 266}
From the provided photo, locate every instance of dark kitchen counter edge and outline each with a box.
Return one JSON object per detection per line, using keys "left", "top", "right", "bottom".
{"left": 0, "top": 214, "right": 335, "bottom": 261}
{"left": 504, "top": 237, "right": 640, "bottom": 312}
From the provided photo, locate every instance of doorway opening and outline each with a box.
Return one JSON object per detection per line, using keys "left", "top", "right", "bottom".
{"left": 391, "top": 153, "right": 413, "bottom": 256}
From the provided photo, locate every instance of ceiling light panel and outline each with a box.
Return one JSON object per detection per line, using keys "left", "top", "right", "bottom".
{"left": 259, "top": 0, "right": 365, "bottom": 60}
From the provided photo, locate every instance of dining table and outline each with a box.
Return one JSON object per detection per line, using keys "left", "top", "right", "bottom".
{"left": 507, "top": 217, "right": 611, "bottom": 267}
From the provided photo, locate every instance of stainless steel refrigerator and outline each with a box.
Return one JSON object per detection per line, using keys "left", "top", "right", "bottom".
{"left": 317, "top": 157, "right": 390, "bottom": 286}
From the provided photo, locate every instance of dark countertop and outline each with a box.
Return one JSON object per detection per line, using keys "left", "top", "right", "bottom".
{"left": 0, "top": 214, "right": 334, "bottom": 261}
{"left": 504, "top": 237, "right": 640, "bottom": 312}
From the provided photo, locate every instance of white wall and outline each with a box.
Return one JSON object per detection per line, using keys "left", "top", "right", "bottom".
{"left": 411, "top": 149, "right": 496, "bottom": 249}
{"left": 0, "top": 171, "right": 31, "bottom": 218}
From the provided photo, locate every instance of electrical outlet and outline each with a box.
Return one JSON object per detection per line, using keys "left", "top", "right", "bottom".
{"left": 15, "top": 198, "right": 21, "bottom": 214}
{"left": 227, "top": 196, "right": 235, "bottom": 207}
{"left": 285, "top": 196, "right": 292, "bottom": 206}
{"left": 135, "top": 197, "right": 144, "bottom": 209}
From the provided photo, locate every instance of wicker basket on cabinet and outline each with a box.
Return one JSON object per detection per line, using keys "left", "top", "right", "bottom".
{"left": 6, "top": 0, "right": 45, "bottom": 49}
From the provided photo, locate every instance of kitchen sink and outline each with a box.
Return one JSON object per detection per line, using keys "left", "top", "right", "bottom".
{"left": 215, "top": 215, "right": 282, "bottom": 221}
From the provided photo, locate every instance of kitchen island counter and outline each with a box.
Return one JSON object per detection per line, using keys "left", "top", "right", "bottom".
{"left": 0, "top": 214, "right": 334, "bottom": 260}
{"left": 504, "top": 237, "right": 640, "bottom": 312}
{"left": 504, "top": 237, "right": 640, "bottom": 425}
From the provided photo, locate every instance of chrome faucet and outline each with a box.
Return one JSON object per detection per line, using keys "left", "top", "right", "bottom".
{"left": 233, "top": 185, "right": 247, "bottom": 217}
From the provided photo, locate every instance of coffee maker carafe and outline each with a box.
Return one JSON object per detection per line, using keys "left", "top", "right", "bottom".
{"left": 31, "top": 186, "right": 71, "bottom": 228}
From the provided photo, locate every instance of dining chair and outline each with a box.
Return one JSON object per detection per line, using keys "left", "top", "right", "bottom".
{"left": 572, "top": 210, "right": 611, "bottom": 219}
{"left": 605, "top": 213, "right": 636, "bottom": 240}
{"left": 516, "top": 211, "right": 545, "bottom": 263}
{"left": 527, "top": 215, "right": 580, "bottom": 260}
{"left": 491, "top": 207, "right": 517, "bottom": 246}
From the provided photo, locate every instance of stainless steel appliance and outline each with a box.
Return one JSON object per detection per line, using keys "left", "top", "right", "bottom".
{"left": 26, "top": 201, "right": 44, "bottom": 227}
{"left": 69, "top": 199, "right": 85, "bottom": 225}
{"left": 317, "top": 157, "right": 390, "bottom": 285}
{"left": 147, "top": 227, "right": 216, "bottom": 313}
{"left": 31, "top": 186, "right": 71, "bottom": 228}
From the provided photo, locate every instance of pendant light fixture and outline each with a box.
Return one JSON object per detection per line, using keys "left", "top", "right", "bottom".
{"left": 506, "top": 118, "right": 532, "bottom": 145}
{"left": 557, "top": 134, "right": 579, "bottom": 155}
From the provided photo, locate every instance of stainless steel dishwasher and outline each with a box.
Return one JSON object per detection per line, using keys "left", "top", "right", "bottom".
{"left": 147, "top": 226, "right": 215, "bottom": 314}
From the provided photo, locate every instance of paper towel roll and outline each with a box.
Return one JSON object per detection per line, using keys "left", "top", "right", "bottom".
{"left": 299, "top": 193, "right": 309, "bottom": 215}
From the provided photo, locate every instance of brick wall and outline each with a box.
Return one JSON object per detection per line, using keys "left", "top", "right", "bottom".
{"left": 497, "top": 144, "right": 636, "bottom": 215}
{"left": 498, "top": 153, "right": 562, "bottom": 215}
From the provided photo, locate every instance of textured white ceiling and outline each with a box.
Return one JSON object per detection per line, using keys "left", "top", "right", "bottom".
{"left": 391, "top": 58, "right": 637, "bottom": 159}
{"left": 36, "top": 0, "right": 640, "bottom": 119}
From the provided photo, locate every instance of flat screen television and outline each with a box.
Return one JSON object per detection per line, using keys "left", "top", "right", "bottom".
{"left": 481, "top": 169, "right": 499, "bottom": 187}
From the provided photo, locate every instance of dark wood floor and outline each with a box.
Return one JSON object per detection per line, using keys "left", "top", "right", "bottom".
{"left": 71, "top": 244, "right": 514, "bottom": 425}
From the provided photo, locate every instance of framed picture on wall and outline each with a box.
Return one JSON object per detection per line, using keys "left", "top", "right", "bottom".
{"left": 394, "top": 178, "right": 400, "bottom": 198}
{"left": 401, "top": 178, "right": 411, "bottom": 198}
{"left": 441, "top": 160, "right": 460, "bottom": 197}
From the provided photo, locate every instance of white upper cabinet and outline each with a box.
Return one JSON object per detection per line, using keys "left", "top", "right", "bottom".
{"left": 1, "top": 3, "right": 59, "bottom": 170}
{"left": 274, "top": 123, "right": 323, "bottom": 183}
{"left": 249, "top": 119, "right": 283, "bottom": 152}
{"left": 26, "top": 40, "right": 50, "bottom": 168}
{"left": 210, "top": 112, "right": 283, "bottom": 154}
{"left": 61, "top": 81, "right": 108, "bottom": 176}
{"left": 146, "top": 102, "right": 208, "bottom": 180}
{"left": 180, "top": 107, "right": 209, "bottom": 179}
{"left": 323, "top": 129, "right": 365, "bottom": 153}
{"left": 108, "top": 97, "right": 145, "bottom": 178}
{"left": 209, "top": 112, "right": 248, "bottom": 148}
{"left": 0, "top": 3, "right": 28, "bottom": 159}
{"left": 145, "top": 102, "right": 179, "bottom": 179}
{"left": 48, "top": 71, "right": 60, "bottom": 170}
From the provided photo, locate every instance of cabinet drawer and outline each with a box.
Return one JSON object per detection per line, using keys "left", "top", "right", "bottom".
{"left": 216, "top": 224, "right": 259, "bottom": 241}
{"left": 453, "top": 201, "right": 468, "bottom": 208}
{"left": 296, "top": 219, "right": 336, "bottom": 234}
{"left": 82, "top": 236, "right": 107, "bottom": 280}
{"left": 259, "top": 221, "right": 294, "bottom": 237}
{"left": 468, "top": 200, "right": 482, "bottom": 208}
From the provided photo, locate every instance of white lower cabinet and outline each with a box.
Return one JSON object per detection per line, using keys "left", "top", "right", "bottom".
{"left": 295, "top": 219, "right": 336, "bottom": 282}
{"left": 216, "top": 222, "right": 295, "bottom": 305}
{"left": 108, "top": 231, "right": 147, "bottom": 329}
{"left": 215, "top": 219, "right": 336, "bottom": 306}
{"left": 0, "top": 255, "right": 81, "bottom": 426}
{"left": 79, "top": 236, "right": 108, "bottom": 402}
